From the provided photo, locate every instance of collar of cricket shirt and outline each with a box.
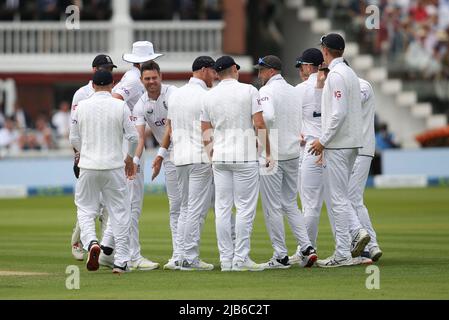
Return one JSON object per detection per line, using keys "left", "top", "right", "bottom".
{"left": 266, "top": 74, "right": 284, "bottom": 86}
{"left": 189, "top": 77, "right": 207, "bottom": 90}
{"left": 93, "top": 91, "right": 112, "bottom": 97}
{"left": 328, "top": 57, "right": 344, "bottom": 70}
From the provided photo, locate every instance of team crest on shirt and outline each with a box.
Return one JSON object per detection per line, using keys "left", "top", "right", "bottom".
{"left": 147, "top": 108, "right": 154, "bottom": 115}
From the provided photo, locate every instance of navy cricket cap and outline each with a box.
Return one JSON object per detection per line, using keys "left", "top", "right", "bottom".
{"left": 214, "top": 56, "right": 240, "bottom": 72}
{"left": 320, "top": 33, "right": 345, "bottom": 51}
{"left": 295, "top": 48, "right": 324, "bottom": 68}
{"left": 254, "top": 55, "right": 282, "bottom": 70}
{"left": 92, "top": 70, "right": 113, "bottom": 86}
{"left": 192, "top": 56, "right": 216, "bottom": 71}
{"left": 92, "top": 54, "right": 117, "bottom": 69}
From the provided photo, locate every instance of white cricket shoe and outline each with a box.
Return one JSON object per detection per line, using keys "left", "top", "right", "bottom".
{"left": 180, "top": 259, "right": 214, "bottom": 271}
{"left": 112, "top": 264, "right": 131, "bottom": 274}
{"left": 163, "top": 259, "right": 180, "bottom": 270}
{"left": 352, "top": 256, "right": 373, "bottom": 265}
{"left": 317, "top": 255, "right": 353, "bottom": 268}
{"left": 351, "top": 229, "right": 371, "bottom": 257}
{"left": 129, "top": 257, "right": 159, "bottom": 271}
{"left": 221, "top": 261, "right": 232, "bottom": 272}
{"left": 288, "top": 247, "right": 318, "bottom": 268}
{"left": 72, "top": 242, "right": 84, "bottom": 261}
{"left": 369, "top": 247, "right": 383, "bottom": 262}
{"left": 99, "top": 252, "right": 114, "bottom": 269}
{"left": 232, "top": 258, "right": 265, "bottom": 272}
{"left": 262, "top": 257, "right": 291, "bottom": 269}
{"left": 288, "top": 252, "right": 301, "bottom": 265}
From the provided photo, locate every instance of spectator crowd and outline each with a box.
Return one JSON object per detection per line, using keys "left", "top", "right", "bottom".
{"left": 321, "top": 0, "right": 449, "bottom": 79}
{"left": 0, "top": 0, "right": 222, "bottom": 21}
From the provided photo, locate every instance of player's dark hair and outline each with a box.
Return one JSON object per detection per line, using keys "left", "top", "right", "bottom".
{"left": 141, "top": 61, "right": 161, "bottom": 74}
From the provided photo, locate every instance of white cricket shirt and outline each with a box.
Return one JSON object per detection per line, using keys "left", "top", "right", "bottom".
{"left": 71, "top": 81, "right": 94, "bottom": 119}
{"left": 167, "top": 77, "right": 210, "bottom": 166}
{"left": 320, "top": 57, "right": 362, "bottom": 149}
{"left": 69, "top": 91, "right": 138, "bottom": 170}
{"left": 112, "top": 66, "right": 145, "bottom": 111}
{"left": 259, "top": 74, "right": 302, "bottom": 161}
{"left": 134, "top": 84, "right": 177, "bottom": 144}
{"left": 200, "top": 79, "right": 262, "bottom": 163}
{"left": 358, "top": 78, "right": 376, "bottom": 157}
{"left": 296, "top": 73, "right": 322, "bottom": 140}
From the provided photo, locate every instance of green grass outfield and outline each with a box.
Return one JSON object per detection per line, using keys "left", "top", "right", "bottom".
{"left": 1, "top": 187, "right": 449, "bottom": 300}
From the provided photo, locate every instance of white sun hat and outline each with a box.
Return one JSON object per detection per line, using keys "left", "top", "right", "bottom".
{"left": 122, "top": 41, "right": 164, "bottom": 63}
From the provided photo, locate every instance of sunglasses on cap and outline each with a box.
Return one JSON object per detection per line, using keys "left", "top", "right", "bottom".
{"left": 258, "top": 57, "right": 276, "bottom": 69}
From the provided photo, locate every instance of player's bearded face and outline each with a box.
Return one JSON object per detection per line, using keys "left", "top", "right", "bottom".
{"left": 142, "top": 70, "right": 162, "bottom": 94}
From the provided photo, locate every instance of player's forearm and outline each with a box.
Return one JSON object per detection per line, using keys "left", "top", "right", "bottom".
{"left": 69, "top": 123, "right": 81, "bottom": 151}
{"left": 160, "top": 121, "right": 172, "bottom": 150}
{"left": 134, "top": 125, "right": 145, "bottom": 161}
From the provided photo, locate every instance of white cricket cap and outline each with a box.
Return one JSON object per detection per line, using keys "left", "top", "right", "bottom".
{"left": 122, "top": 41, "right": 164, "bottom": 64}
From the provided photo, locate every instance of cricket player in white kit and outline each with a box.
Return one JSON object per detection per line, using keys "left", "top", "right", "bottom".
{"left": 309, "top": 33, "right": 369, "bottom": 267}
{"left": 69, "top": 70, "right": 138, "bottom": 274}
{"left": 201, "top": 56, "right": 272, "bottom": 272}
{"left": 70, "top": 54, "right": 117, "bottom": 261}
{"left": 254, "top": 55, "right": 317, "bottom": 269}
{"left": 100, "top": 41, "right": 163, "bottom": 270}
{"left": 348, "top": 77, "right": 382, "bottom": 262}
{"left": 153, "top": 56, "right": 217, "bottom": 271}
{"left": 291, "top": 49, "right": 326, "bottom": 254}
{"left": 132, "top": 61, "right": 181, "bottom": 270}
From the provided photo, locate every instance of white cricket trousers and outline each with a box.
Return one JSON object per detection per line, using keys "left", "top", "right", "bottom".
{"left": 71, "top": 192, "right": 108, "bottom": 246}
{"left": 75, "top": 168, "right": 130, "bottom": 267}
{"left": 260, "top": 157, "right": 312, "bottom": 259}
{"left": 163, "top": 159, "right": 183, "bottom": 261}
{"left": 101, "top": 156, "right": 145, "bottom": 262}
{"left": 348, "top": 155, "right": 379, "bottom": 250}
{"left": 213, "top": 162, "right": 259, "bottom": 265}
{"left": 174, "top": 163, "right": 213, "bottom": 263}
{"left": 322, "top": 148, "right": 358, "bottom": 260}
{"left": 300, "top": 139, "right": 330, "bottom": 249}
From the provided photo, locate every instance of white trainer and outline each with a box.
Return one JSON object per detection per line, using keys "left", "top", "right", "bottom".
{"left": 369, "top": 247, "right": 383, "bottom": 262}
{"left": 221, "top": 261, "right": 232, "bottom": 272}
{"left": 262, "top": 257, "right": 291, "bottom": 269}
{"left": 72, "top": 242, "right": 84, "bottom": 261}
{"left": 180, "top": 259, "right": 214, "bottom": 271}
{"left": 232, "top": 258, "right": 265, "bottom": 272}
{"left": 129, "top": 257, "right": 159, "bottom": 271}
{"left": 351, "top": 229, "right": 371, "bottom": 257}
{"left": 288, "top": 252, "right": 301, "bottom": 265}
{"left": 352, "top": 256, "right": 373, "bottom": 265}
{"left": 99, "top": 252, "right": 114, "bottom": 269}
{"left": 317, "top": 255, "right": 353, "bottom": 268}
{"left": 163, "top": 259, "right": 180, "bottom": 270}
{"left": 112, "top": 264, "right": 131, "bottom": 274}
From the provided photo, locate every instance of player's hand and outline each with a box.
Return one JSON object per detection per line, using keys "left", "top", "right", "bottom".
{"left": 309, "top": 139, "right": 324, "bottom": 156}
{"left": 152, "top": 155, "right": 163, "bottom": 181}
{"left": 124, "top": 155, "right": 135, "bottom": 180}
{"left": 316, "top": 153, "right": 323, "bottom": 165}
{"left": 265, "top": 154, "right": 275, "bottom": 171}
{"left": 316, "top": 63, "right": 328, "bottom": 89}
{"left": 73, "top": 151, "right": 80, "bottom": 179}
{"left": 299, "top": 133, "right": 306, "bottom": 147}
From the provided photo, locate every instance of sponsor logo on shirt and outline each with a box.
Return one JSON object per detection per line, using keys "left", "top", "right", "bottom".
{"left": 155, "top": 119, "right": 166, "bottom": 127}
{"left": 334, "top": 90, "right": 342, "bottom": 99}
